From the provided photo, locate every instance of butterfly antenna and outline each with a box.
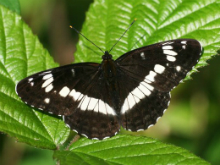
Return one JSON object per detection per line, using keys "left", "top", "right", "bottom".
{"left": 108, "top": 18, "right": 137, "bottom": 53}
{"left": 69, "top": 25, "right": 105, "bottom": 54}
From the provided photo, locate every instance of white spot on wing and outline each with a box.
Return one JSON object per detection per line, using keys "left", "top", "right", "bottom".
{"left": 145, "top": 71, "right": 157, "bottom": 82}
{"left": 141, "top": 81, "right": 154, "bottom": 91}
{"left": 39, "top": 71, "right": 52, "bottom": 75}
{"left": 88, "top": 98, "right": 98, "bottom": 110}
{"left": 44, "top": 98, "right": 50, "bottom": 104}
{"left": 69, "top": 89, "right": 83, "bottom": 101}
{"left": 162, "top": 45, "right": 173, "bottom": 49}
{"left": 181, "top": 41, "right": 187, "bottom": 44}
{"left": 121, "top": 98, "right": 129, "bottom": 114}
{"left": 71, "top": 69, "right": 75, "bottom": 77}
{"left": 94, "top": 102, "right": 99, "bottom": 112}
{"left": 103, "top": 136, "right": 110, "bottom": 140}
{"left": 139, "top": 84, "right": 151, "bottom": 96}
{"left": 127, "top": 93, "right": 136, "bottom": 109}
{"left": 42, "top": 77, "right": 54, "bottom": 88}
{"left": 163, "top": 109, "right": 167, "bottom": 113}
{"left": 92, "top": 137, "right": 99, "bottom": 140}
{"left": 162, "top": 41, "right": 174, "bottom": 45}
{"left": 45, "top": 84, "right": 53, "bottom": 92}
{"left": 98, "top": 100, "right": 106, "bottom": 114}
{"left": 131, "top": 88, "right": 145, "bottom": 99}
{"left": 28, "top": 78, "right": 33, "bottom": 82}
{"left": 156, "top": 117, "right": 161, "bottom": 122}
{"left": 176, "top": 66, "right": 181, "bottom": 71}
{"left": 144, "top": 79, "right": 151, "bottom": 84}
{"left": 105, "top": 103, "right": 116, "bottom": 116}
{"left": 42, "top": 74, "right": 53, "bottom": 80}
{"left": 167, "top": 100, "right": 170, "bottom": 106}
{"left": 167, "top": 56, "right": 176, "bottom": 62}
{"left": 80, "top": 96, "right": 90, "bottom": 110}
{"left": 72, "top": 129, "right": 78, "bottom": 133}
{"left": 66, "top": 124, "right": 70, "bottom": 128}
{"left": 59, "top": 86, "right": 70, "bottom": 97}
{"left": 163, "top": 49, "right": 177, "bottom": 56}
{"left": 133, "top": 95, "right": 140, "bottom": 103}
{"left": 98, "top": 100, "right": 116, "bottom": 115}
{"left": 81, "top": 133, "right": 88, "bottom": 138}
{"left": 140, "top": 52, "right": 145, "bottom": 60}
{"left": 30, "top": 82, "right": 34, "bottom": 86}
{"left": 154, "top": 64, "right": 165, "bottom": 74}
{"left": 148, "top": 124, "right": 154, "bottom": 128}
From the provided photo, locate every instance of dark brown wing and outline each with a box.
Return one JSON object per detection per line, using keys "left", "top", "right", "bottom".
{"left": 16, "top": 63, "right": 120, "bottom": 139}
{"left": 115, "top": 39, "right": 202, "bottom": 131}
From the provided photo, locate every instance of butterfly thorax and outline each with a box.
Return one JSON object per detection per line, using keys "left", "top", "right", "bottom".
{"left": 100, "top": 51, "right": 121, "bottom": 112}
{"left": 101, "top": 51, "right": 117, "bottom": 82}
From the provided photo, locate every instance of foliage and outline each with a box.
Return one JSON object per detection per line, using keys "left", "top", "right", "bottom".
{"left": 0, "top": 0, "right": 20, "bottom": 14}
{"left": 0, "top": 0, "right": 220, "bottom": 164}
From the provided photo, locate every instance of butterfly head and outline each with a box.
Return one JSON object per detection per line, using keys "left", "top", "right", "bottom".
{"left": 102, "top": 51, "right": 113, "bottom": 60}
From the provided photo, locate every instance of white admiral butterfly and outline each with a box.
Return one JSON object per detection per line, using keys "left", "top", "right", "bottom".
{"left": 16, "top": 23, "right": 202, "bottom": 140}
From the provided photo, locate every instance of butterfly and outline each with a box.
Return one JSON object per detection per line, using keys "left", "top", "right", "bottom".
{"left": 16, "top": 37, "right": 202, "bottom": 140}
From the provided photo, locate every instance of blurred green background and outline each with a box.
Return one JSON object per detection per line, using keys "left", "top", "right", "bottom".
{"left": 0, "top": 0, "right": 220, "bottom": 165}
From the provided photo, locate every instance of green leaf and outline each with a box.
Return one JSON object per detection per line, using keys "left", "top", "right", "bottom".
{"left": 0, "top": 0, "right": 220, "bottom": 164}
{"left": 0, "top": 0, "right": 20, "bottom": 14}
{"left": 54, "top": 135, "right": 209, "bottom": 165}
{"left": 0, "top": 5, "right": 69, "bottom": 149}
{"left": 75, "top": 0, "right": 220, "bottom": 80}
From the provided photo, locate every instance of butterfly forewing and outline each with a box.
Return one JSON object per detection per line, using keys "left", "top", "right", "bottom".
{"left": 16, "top": 39, "right": 202, "bottom": 140}
{"left": 16, "top": 63, "right": 98, "bottom": 115}
{"left": 116, "top": 39, "right": 202, "bottom": 91}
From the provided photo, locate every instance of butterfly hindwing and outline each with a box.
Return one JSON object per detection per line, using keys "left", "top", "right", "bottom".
{"left": 115, "top": 68, "right": 170, "bottom": 131}
{"left": 64, "top": 108, "right": 119, "bottom": 139}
